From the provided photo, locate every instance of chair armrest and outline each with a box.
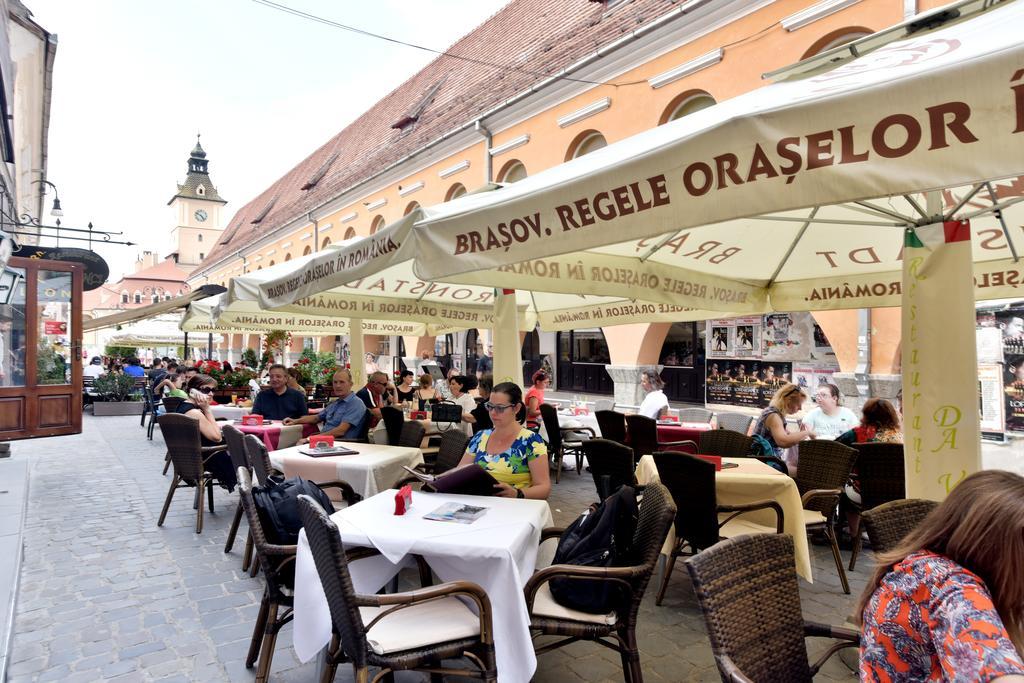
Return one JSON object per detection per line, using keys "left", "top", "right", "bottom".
{"left": 201, "top": 444, "right": 228, "bottom": 454}
{"left": 718, "top": 654, "right": 756, "bottom": 683}
{"left": 358, "top": 580, "right": 495, "bottom": 643}
{"left": 261, "top": 543, "right": 298, "bottom": 556}
{"left": 540, "top": 526, "right": 568, "bottom": 543}
{"left": 561, "top": 427, "right": 596, "bottom": 439}
{"left": 314, "top": 480, "right": 363, "bottom": 506}
{"left": 718, "top": 500, "right": 785, "bottom": 534}
{"left": 805, "top": 621, "right": 860, "bottom": 675}
{"left": 800, "top": 488, "right": 842, "bottom": 508}
{"left": 523, "top": 562, "right": 637, "bottom": 613}
{"left": 657, "top": 439, "right": 698, "bottom": 450}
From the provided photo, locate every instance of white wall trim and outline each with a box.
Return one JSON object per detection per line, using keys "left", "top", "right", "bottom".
{"left": 265, "top": 249, "right": 276, "bottom": 256}
{"left": 903, "top": 0, "right": 917, "bottom": 19}
{"left": 340, "top": 211, "right": 358, "bottom": 223}
{"left": 320, "top": 223, "right": 334, "bottom": 232}
{"left": 556, "top": 97, "right": 612, "bottom": 128}
{"left": 253, "top": 255, "right": 263, "bottom": 262}
{"left": 364, "top": 198, "right": 387, "bottom": 211}
{"left": 281, "top": 241, "right": 292, "bottom": 249}
{"left": 439, "top": 160, "right": 470, "bottom": 178}
{"left": 489, "top": 134, "right": 530, "bottom": 157}
{"left": 398, "top": 181, "right": 424, "bottom": 197}
{"left": 647, "top": 48, "right": 723, "bottom": 89}
{"left": 300, "top": 232, "right": 312, "bottom": 241}
{"left": 781, "top": 0, "right": 862, "bottom": 31}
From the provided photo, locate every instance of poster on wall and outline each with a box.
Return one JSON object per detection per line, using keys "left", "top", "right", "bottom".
{"left": 793, "top": 364, "right": 816, "bottom": 393}
{"left": 814, "top": 367, "right": 837, "bottom": 390}
{"left": 978, "top": 363, "right": 1006, "bottom": 440}
{"left": 763, "top": 312, "right": 816, "bottom": 361}
{"left": 708, "top": 317, "right": 761, "bottom": 359}
{"left": 812, "top": 323, "right": 836, "bottom": 360}
{"left": 1004, "top": 355, "right": 1024, "bottom": 432}
{"left": 976, "top": 327, "right": 1004, "bottom": 365}
{"left": 709, "top": 325, "right": 730, "bottom": 355}
{"left": 705, "top": 360, "right": 792, "bottom": 408}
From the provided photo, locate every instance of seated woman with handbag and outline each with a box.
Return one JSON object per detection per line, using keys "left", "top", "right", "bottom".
{"left": 457, "top": 382, "right": 550, "bottom": 500}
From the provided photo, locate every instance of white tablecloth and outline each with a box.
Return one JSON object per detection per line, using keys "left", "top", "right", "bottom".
{"left": 210, "top": 405, "right": 252, "bottom": 420}
{"left": 293, "top": 489, "right": 553, "bottom": 683}
{"left": 269, "top": 443, "right": 423, "bottom": 500}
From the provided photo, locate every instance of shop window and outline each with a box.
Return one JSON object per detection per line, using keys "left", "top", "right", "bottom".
{"left": 496, "top": 159, "right": 527, "bottom": 184}
{"left": 660, "top": 91, "right": 716, "bottom": 125}
{"left": 557, "top": 329, "right": 610, "bottom": 364}
{"left": 445, "top": 183, "right": 467, "bottom": 201}
{"left": 660, "top": 322, "right": 697, "bottom": 367}
{"left": 0, "top": 266, "right": 27, "bottom": 387}
{"left": 566, "top": 130, "right": 607, "bottom": 162}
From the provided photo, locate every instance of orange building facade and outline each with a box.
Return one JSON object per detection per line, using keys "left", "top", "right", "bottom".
{"left": 188, "top": 0, "right": 949, "bottom": 402}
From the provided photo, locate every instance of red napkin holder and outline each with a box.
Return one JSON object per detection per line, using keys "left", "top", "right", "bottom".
{"left": 661, "top": 415, "right": 679, "bottom": 423}
{"left": 410, "top": 410, "right": 427, "bottom": 420}
{"left": 695, "top": 454, "right": 722, "bottom": 471}
{"left": 309, "top": 434, "right": 335, "bottom": 449}
{"left": 240, "top": 414, "right": 264, "bottom": 426}
{"left": 572, "top": 406, "right": 590, "bottom": 416}
{"left": 394, "top": 485, "right": 413, "bottom": 515}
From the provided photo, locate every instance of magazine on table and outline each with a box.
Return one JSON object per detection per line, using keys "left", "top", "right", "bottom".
{"left": 298, "top": 445, "right": 360, "bottom": 457}
{"left": 401, "top": 463, "right": 498, "bottom": 496}
{"left": 422, "top": 502, "right": 489, "bottom": 524}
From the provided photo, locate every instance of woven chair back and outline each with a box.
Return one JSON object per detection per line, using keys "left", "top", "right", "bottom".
{"left": 243, "top": 434, "right": 276, "bottom": 485}
{"left": 624, "top": 482, "right": 676, "bottom": 613}
{"left": 435, "top": 430, "right": 470, "bottom": 475}
{"left": 795, "top": 440, "right": 858, "bottom": 514}
{"left": 595, "top": 410, "right": 627, "bottom": 444}
{"left": 862, "top": 499, "right": 938, "bottom": 554}
{"left": 653, "top": 452, "right": 720, "bottom": 551}
{"left": 157, "top": 414, "right": 204, "bottom": 484}
{"left": 852, "top": 442, "right": 905, "bottom": 510}
{"left": 162, "top": 396, "right": 184, "bottom": 413}
{"left": 625, "top": 414, "right": 659, "bottom": 458}
{"left": 716, "top": 412, "right": 753, "bottom": 434}
{"left": 237, "top": 467, "right": 293, "bottom": 595}
{"left": 699, "top": 430, "right": 753, "bottom": 458}
{"left": 222, "top": 424, "right": 251, "bottom": 473}
{"left": 354, "top": 411, "right": 372, "bottom": 442}
{"left": 685, "top": 533, "right": 814, "bottom": 682}
{"left": 678, "top": 407, "right": 715, "bottom": 423}
{"left": 594, "top": 399, "right": 615, "bottom": 413}
{"left": 580, "top": 438, "right": 636, "bottom": 500}
{"left": 538, "top": 403, "right": 562, "bottom": 452}
{"left": 380, "top": 406, "right": 404, "bottom": 446}
{"left": 298, "top": 495, "right": 370, "bottom": 668}
{"left": 397, "top": 420, "right": 426, "bottom": 449}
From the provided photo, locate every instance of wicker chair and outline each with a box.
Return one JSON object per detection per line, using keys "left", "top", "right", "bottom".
{"left": 861, "top": 499, "right": 938, "bottom": 555}
{"left": 847, "top": 442, "right": 906, "bottom": 570}
{"left": 595, "top": 410, "right": 627, "bottom": 445}
{"left": 243, "top": 433, "right": 282, "bottom": 485}
{"left": 685, "top": 534, "right": 859, "bottom": 682}
{"left": 222, "top": 425, "right": 254, "bottom": 565}
{"left": 625, "top": 414, "right": 696, "bottom": 458}
{"left": 678, "top": 407, "right": 715, "bottom": 423}
{"left": 395, "top": 430, "right": 469, "bottom": 488}
{"left": 652, "top": 452, "right": 783, "bottom": 606}
{"left": 524, "top": 482, "right": 676, "bottom": 683}
{"left": 156, "top": 414, "right": 228, "bottom": 534}
{"left": 794, "top": 440, "right": 859, "bottom": 594}
{"left": 237, "top": 467, "right": 296, "bottom": 683}
{"left": 539, "top": 403, "right": 595, "bottom": 483}
{"left": 276, "top": 424, "right": 303, "bottom": 450}
{"left": 716, "top": 412, "right": 753, "bottom": 434}
{"left": 160, "top": 396, "right": 187, "bottom": 475}
{"left": 380, "top": 406, "right": 404, "bottom": 446}
{"left": 698, "top": 430, "right": 753, "bottom": 458}
{"left": 396, "top": 420, "right": 426, "bottom": 449}
{"left": 580, "top": 438, "right": 638, "bottom": 501}
{"left": 298, "top": 495, "right": 498, "bottom": 683}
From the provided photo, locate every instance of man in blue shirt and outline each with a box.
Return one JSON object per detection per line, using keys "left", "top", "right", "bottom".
{"left": 123, "top": 357, "right": 146, "bottom": 378}
{"left": 252, "top": 364, "right": 308, "bottom": 421}
{"left": 285, "top": 368, "right": 366, "bottom": 441}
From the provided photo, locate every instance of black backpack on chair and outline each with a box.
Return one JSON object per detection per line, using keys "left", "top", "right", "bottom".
{"left": 548, "top": 485, "right": 639, "bottom": 614}
{"left": 252, "top": 477, "right": 336, "bottom": 545}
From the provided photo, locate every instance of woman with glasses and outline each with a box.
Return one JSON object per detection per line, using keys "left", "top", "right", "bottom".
{"left": 172, "top": 374, "right": 236, "bottom": 490}
{"left": 801, "top": 384, "right": 857, "bottom": 440}
{"left": 458, "top": 382, "right": 551, "bottom": 500}
{"left": 751, "top": 382, "right": 816, "bottom": 458}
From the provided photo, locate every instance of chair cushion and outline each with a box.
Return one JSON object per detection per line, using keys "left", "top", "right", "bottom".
{"left": 359, "top": 596, "right": 480, "bottom": 655}
{"left": 801, "top": 509, "right": 828, "bottom": 526}
{"left": 531, "top": 582, "right": 617, "bottom": 626}
{"left": 717, "top": 514, "right": 781, "bottom": 538}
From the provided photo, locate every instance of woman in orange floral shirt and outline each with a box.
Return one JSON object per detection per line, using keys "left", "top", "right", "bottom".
{"left": 858, "top": 470, "right": 1024, "bottom": 682}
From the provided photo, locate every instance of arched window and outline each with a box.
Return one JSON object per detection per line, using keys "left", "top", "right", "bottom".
{"left": 369, "top": 215, "right": 385, "bottom": 235}
{"left": 134, "top": 291, "right": 141, "bottom": 304}
{"left": 284, "top": 253, "right": 292, "bottom": 261}
{"left": 496, "top": 159, "right": 527, "bottom": 184}
{"left": 801, "top": 28, "right": 872, "bottom": 59}
{"left": 197, "top": 185, "right": 206, "bottom": 196}
{"left": 121, "top": 290, "right": 129, "bottom": 304}
{"left": 197, "top": 233, "right": 203, "bottom": 242}
{"left": 565, "top": 130, "right": 607, "bottom": 161}
{"left": 268, "top": 260, "right": 275, "bottom": 267}
{"left": 403, "top": 201, "right": 420, "bottom": 216}
{"left": 660, "top": 90, "right": 717, "bottom": 125}
{"left": 151, "top": 294, "right": 159, "bottom": 304}
{"left": 303, "top": 245, "right": 312, "bottom": 256}
{"left": 445, "top": 183, "right": 467, "bottom": 201}
{"left": 199, "top": 253, "right": 204, "bottom": 260}
{"left": 344, "top": 227, "right": 356, "bottom": 240}
{"left": 321, "top": 237, "right": 331, "bottom": 249}
{"left": 165, "top": 294, "right": 172, "bottom": 301}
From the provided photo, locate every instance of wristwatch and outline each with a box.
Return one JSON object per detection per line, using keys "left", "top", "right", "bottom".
{"left": 516, "top": 489, "right": 525, "bottom": 499}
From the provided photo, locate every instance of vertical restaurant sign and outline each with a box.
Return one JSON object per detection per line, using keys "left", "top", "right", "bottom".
{"left": 901, "top": 221, "right": 981, "bottom": 500}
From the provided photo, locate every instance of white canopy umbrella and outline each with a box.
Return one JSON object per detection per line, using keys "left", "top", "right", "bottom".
{"left": 107, "top": 319, "right": 223, "bottom": 347}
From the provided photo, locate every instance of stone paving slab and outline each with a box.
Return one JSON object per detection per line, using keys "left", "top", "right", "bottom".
{"left": 4, "top": 414, "right": 877, "bottom": 682}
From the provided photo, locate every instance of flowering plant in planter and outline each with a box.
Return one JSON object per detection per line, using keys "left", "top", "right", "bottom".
{"left": 294, "top": 348, "right": 338, "bottom": 386}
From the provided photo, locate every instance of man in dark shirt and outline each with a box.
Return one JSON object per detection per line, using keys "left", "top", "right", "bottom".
{"left": 355, "top": 371, "right": 390, "bottom": 429}
{"left": 252, "top": 364, "right": 308, "bottom": 420}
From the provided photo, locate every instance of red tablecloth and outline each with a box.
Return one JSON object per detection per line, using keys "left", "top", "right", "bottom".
{"left": 237, "top": 421, "right": 319, "bottom": 450}
{"left": 656, "top": 422, "right": 713, "bottom": 453}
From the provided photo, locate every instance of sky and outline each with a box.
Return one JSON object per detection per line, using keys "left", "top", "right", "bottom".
{"left": 27, "top": 0, "right": 510, "bottom": 279}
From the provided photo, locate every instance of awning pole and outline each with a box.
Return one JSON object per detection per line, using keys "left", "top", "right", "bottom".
{"left": 183, "top": 332, "right": 189, "bottom": 362}
{"left": 207, "top": 333, "right": 214, "bottom": 360}
{"left": 986, "top": 182, "right": 1020, "bottom": 263}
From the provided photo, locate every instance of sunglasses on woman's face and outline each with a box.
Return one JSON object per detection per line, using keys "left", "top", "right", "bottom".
{"left": 196, "top": 386, "right": 215, "bottom": 394}
{"left": 484, "top": 402, "right": 515, "bottom": 413}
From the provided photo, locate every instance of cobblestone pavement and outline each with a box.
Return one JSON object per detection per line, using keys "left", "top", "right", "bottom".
{"left": 6, "top": 415, "right": 870, "bottom": 682}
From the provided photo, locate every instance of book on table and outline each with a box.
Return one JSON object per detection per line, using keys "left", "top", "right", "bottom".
{"left": 422, "top": 502, "right": 489, "bottom": 524}
{"left": 401, "top": 463, "right": 499, "bottom": 496}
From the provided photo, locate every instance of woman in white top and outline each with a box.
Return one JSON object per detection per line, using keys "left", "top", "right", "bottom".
{"left": 801, "top": 383, "right": 858, "bottom": 439}
{"left": 638, "top": 371, "right": 669, "bottom": 419}
{"left": 448, "top": 374, "right": 479, "bottom": 436}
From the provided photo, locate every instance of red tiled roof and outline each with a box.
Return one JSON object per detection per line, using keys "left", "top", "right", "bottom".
{"left": 123, "top": 259, "right": 190, "bottom": 283}
{"left": 199, "top": 0, "right": 677, "bottom": 270}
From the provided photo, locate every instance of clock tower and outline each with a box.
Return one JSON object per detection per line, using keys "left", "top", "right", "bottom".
{"left": 167, "top": 136, "right": 227, "bottom": 272}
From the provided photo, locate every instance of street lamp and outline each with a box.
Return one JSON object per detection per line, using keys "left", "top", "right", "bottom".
{"left": 32, "top": 179, "right": 62, "bottom": 217}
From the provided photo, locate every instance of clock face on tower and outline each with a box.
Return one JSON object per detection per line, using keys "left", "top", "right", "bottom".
{"left": 194, "top": 209, "right": 208, "bottom": 223}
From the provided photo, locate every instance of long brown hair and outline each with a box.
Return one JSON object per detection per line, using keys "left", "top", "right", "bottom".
{"left": 856, "top": 470, "right": 1024, "bottom": 649}
{"left": 859, "top": 397, "right": 900, "bottom": 432}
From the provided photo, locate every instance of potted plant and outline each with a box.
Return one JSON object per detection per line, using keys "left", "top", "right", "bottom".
{"left": 194, "top": 359, "right": 258, "bottom": 403}
{"left": 92, "top": 373, "right": 145, "bottom": 416}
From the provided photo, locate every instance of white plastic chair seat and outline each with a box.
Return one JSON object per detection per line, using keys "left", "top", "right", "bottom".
{"left": 358, "top": 596, "right": 481, "bottom": 655}
{"left": 530, "top": 582, "right": 617, "bottom": 626}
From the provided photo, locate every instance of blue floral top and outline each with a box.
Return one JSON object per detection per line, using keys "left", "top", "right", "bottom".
{"left": 466, "top": 427, "right": 548, "bottom": 490}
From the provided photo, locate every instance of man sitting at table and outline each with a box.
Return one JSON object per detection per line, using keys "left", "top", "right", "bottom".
{"left": 355, "top": 371, "right": 392, "bottom": 429}
{"left": 284, "top": 368, "right": 366, "bottom": 442}
{"left": 253, "top": 364, "right": 308, "bottom": 421}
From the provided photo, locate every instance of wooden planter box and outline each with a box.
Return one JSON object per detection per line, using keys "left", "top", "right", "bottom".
{"left": 93, "top": 400, "right": 145, "bottom": 417}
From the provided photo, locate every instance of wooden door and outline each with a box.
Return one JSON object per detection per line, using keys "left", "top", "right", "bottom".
{"left": 0, "top": 257, "right": 83, "bottom": 440}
